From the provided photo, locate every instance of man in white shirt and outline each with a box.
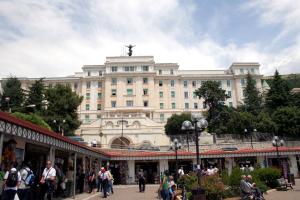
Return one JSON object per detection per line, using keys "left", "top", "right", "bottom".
{"left": 101, "top": 168, "right": 109, "bottom": 198}
{"left": 178, "top": 167, "right": 185, "bottom": 177}
{"left": 18, "top": 162, "right": 33, "bottom": 200}
{"left": 39, "top": 160, "right": 56, "bottom": 200}
{"left": 2, "top": 162, "right": 21, "bottom": 200}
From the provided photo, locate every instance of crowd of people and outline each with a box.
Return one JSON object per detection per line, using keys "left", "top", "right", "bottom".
{"left": 240, "top": 175, "right": 264, "bottom": 200}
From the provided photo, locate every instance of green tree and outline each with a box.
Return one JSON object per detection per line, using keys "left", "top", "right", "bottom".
{"left": 195, "top": 81, "right": 228, "bottom": 132}
{"left": 13, "top": 112, "right": 51, "bottom": 130}
{"left": 0, "top": 77, "right": 24, "bottom": 112}
{"left": 165, "top": 113, "right": 191, "bottom": 136}
{"left": 243, "top": 73, "right": 261, "bottom": 114}
{"left": 266, "top": 70, "right": 291, "bottom": 111}
{"left": 227, "top": 111, "right": 255, "bottom": 136}
{"left": 271, "top": 106, "right": 300, "bottom": 137}
{"left": 42, "top": 84, "right": 83, "bottom": 136}
{"left": 25, "top": 79, "right": 45, "bottom": 113}
{"left": 256, "top": 112, "right": 276, "bottom": 134}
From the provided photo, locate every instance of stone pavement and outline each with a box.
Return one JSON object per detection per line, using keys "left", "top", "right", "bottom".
{"left": 264, "top": 179, "right": 300, "bottom": 200}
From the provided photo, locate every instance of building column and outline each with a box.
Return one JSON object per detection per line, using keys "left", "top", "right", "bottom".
{"left": 225, "top": 157, "right": 233, "bottom": 175}
{"left": 159, "top": 159, "right": 169, "bottom": 174}
{"left": 0, "top": 132, "right": 4, "bottom": 165}
{"left": 257, "top": 156, "right": 266, "bottom": 168}
{"left": 127, "top": 160, "right": 135, "bottom": 184}
{"left": 48, "top": 146, "right": 55, "bottom": 164}
{"left": 289, "top": 155, "right": 299, "bottom": 178}
{"left": 73, "top": 153, "right": 77, "bottom": 199}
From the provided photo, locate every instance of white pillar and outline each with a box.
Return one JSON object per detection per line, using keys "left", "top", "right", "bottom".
{"left": 257, "top": 156, "right": 265, "bottom": 168}
{"left": 159, "top": 159, "right": 169, "bottom": 175}
{"left": 127, "top": 160, "right": 135, "bottom": 184}
{"left": 73, "top": 153, "right": 77, "bottom": 199}
{"left": 225, "top": 157, "right": 233, "bottom": 175}
{"left": 289, "top": 155, "right": 298, "bottom": 178}
{"left": 0, "top": 132, "right": 4, "bottom": 165}
{"left": 48, "top": 146, "right": 55, "bottom": 164}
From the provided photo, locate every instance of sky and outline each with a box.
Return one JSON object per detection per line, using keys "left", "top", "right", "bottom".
{"left": 1, "top": 0, "right": 300, "bottom": 78}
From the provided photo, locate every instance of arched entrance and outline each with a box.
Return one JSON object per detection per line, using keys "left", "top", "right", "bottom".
{"left": 111, "top": 137, "right": 131, "bottom": 149}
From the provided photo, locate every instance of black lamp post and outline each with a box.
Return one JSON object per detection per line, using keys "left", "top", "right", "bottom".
{"left": 171, "top": 138, "right": 182, "bottom": 181}
{"left": 181, "top": 113, "right": 208, "bottom": 185}
{"left": 53, "top": 119, "right": 66, "bottom": 135}
{"left": 244, "top": 128, "right": 256, "bottom": 149}
{"left": 272, "top": 136, "right": 284, "bottom": 175}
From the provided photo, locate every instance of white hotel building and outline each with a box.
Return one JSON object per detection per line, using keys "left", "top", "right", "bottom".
{"left": 16, "top": 55, "right": 264, "bottom": 149}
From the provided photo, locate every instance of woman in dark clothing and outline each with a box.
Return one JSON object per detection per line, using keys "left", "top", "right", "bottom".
{"left": 88, "top": 168, "right": 96, "bottom": 193}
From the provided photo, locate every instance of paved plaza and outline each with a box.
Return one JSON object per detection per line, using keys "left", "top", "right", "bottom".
{"left": 64, "top": 180, "right": 300, "bottom": 200}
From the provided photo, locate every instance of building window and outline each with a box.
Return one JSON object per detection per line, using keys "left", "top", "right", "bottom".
{"left": 159, "top": 91, "right": 163, "bottom": 98}
{"left": 86, "top": 81, "right": 91, "bottom": 89}
{"left": 86, "top": 104, "right": 90, "bottom": 110}
{"left": 143, "top": 101, "right": 148, "bottom": 107}
{"left": 97, "top": 92, "right": 102, "bottom": 99}
{"left": 170, "top": 69, "right": 174, "bottom": 75}
{"left": 127, "top": 89, "right": 133, "bottom": 96}
{"left": 125, "top": 66, "right": 135, "bottom": 71}
{"left": 97, "top": 104, "right": 102, "bottom": 110}
{"left": 170, "top": 80, "right": 175, "bottom": 87}
{"left": 159, "top": 70, "right": 162, "bottom": 75}
{"left": 229, "top": 102, "right": 233, "bottom": 107}
{"left": 171, "top": 102, "right": 176, "bottom": 109}
{"left": 203, "top": 103, "right": 207, "bottom": 109}
{"left": 193, "top": 92, "right": 197, "bottom": 99}
{"left": 185, "top": 103, "right": 189, "bottom": 109}
{"left": 143, "top": 89, "right": 148, "bottom": 95}
{"left": 143, "top": 78, "right": 148, "bottom": 84}
{"left": 160, "top": 113, "right": 164, "bottom": 121}
{"left": 251, "top": 68, "right": 255, "bottom": 74}
{"left": 111, "top": 78, "right": 117, "bottom": 85}
{"left": 111, "top": 101, "right": 116, "bottom": 108}
{"left": 97, "top": 81, "right": 102, "bottom": 88}
{"left": 86, "top": 93, "right": 90, "bottom": 100}
{"left": 171, "top": 91, "right": 175, "bottom": 98}
{"left": 241, "top": 78, "right": 245, "bottom": 86}
{"left": 194, "top": 103, "right": 198, "bottom": 109}
{"left": 160, "top": 103, "right": 164, "bottom": 109}
{"left": 99, "top": 71, "right": 103, "bottom": 76}
{"left": 127, "top": 78, "right": 133, "bottom": 84}
{"left": 111, "top": 66, "right": 118, "bottom": 72}
{"left": 184, "top": 92, "right": 189, "bottom": 99}
{"left": 192, "top": 81, "right": 196, "bottom": 87}
{"left": 126, "top": 100, "right": 133, "bottom": 107}
{"left": 183, "top": 80, "right": 188, "bottom": 87}
{"left": 85, "top": 114, "right": 90, "bottom": 122}
{"left": 227, "top": 80, "right": 231, "bottom": 87}
{"left": 111, "top": 89, "right": 117, "bottom": 96}
{"left": 142, "top": 66, "right": 149, "bottom": 71}
{"left": 97, "top": 114, "right": 101, "bottom": 119}
{"left": 240, "top": 68, "right": 244, "bottom": 74}
{"left": 87, "top": 71, "right": 91, "bottom": 76}
{"left": 159, "top": 80, "right": 163, "bottom": 87}
{"left": 74, "top": 83, "right": 78, "bottom": 89}
{"left": 227, "top": 91, "right": 232, "bottom": 98}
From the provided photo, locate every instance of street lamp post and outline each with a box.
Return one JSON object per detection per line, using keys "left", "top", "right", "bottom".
{"left": 272, "top": 136, "right": 284, "bottom": 175}
{"left": 244, "top": 128, "right": 256, "bottom": 149}
{"left": 53, "top": 119, "right": 66, "bottom": 136}
{"left": 5, "top": 97, "right": 11, "bottom": 113}
{"left": 171, "top": 138, "right": 182, "bottom": 182}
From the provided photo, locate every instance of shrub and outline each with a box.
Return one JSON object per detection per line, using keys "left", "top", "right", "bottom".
{"left": 251, "top": 168, "right": 280, "bottom": 188}
{"left": 13, "top": 112, "right": 52, "bottom": 130}
{"left": 202, "top": 175, "right": 224, "bottom": 200}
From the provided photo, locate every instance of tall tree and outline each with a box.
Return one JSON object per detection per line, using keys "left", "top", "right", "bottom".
{"left": 195, "top": 81, "right": 228, "bottom": 132}
{"left": 266, "top": 70, "right": 291, "bottom": 111}
{"left": 42, "top": 84, "right": 83, "bottom": 135}
{"left": 243, "top": 73, "right": 261, "bottom": 114}
{"left": 165, "top": 113, "right": 191, "bottom": 136}
{"left": 25, "top": 78, "right": 45, "bottom": 113}
{"left": 0, "top": 77, "right": 24, "bottom": 112}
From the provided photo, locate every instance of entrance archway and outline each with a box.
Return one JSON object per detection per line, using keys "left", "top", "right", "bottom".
{"left": 111, "top": 137, "right": 131, "bottom": 149}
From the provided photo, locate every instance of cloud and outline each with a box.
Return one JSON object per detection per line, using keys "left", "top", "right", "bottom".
{"left": 0, "top": 0, "right": 299, "bottom": 78}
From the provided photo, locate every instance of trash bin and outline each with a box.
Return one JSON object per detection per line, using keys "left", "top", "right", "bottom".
{"left": 192, "top": 187, "right": 206, "bottom": 200}
{"left": 288, "top": 173, "right": 295, "bottom": 185}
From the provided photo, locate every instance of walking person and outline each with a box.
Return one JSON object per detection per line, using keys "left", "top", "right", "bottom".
{"left": 137, "top": 169, "right": 145, "bottom": 192}
{"left": 39, "top": 160, "right": 56, "bottom": 200}
{"left": 87, "top": 168, "right": 96, "bottom": 193}
{"left": 159, "top": 171, "right": 170, "bottom": 200}
{"left": 107, "top": 170, "right": 114, "bottom": 195}
{"left": 100, "top": 168, "right": 109, "bottom": 198}
{"left": 2, "top": 162, "right": 21, "bottom": 200}
{"left": 97, "top": 167, "right": 103, "bottom": 192}
{"left": 18, "top": 162, "right": 34, "bottom": 200}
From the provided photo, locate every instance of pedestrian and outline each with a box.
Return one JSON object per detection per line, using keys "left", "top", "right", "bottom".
{"left": 2, "top": 162, "right": 21, "bottom": 200}
{"left": 97, "top": 167, "right": 103, "bottom": 192}
{"left": 107, "top": 170, "right": 114, "bottom": 195}
{"left": 178, "top": 167, "right": 184, "bottom": 178}
{"left": 100, "top": 168, "right": 109, "bottom": 198}
{"left": 159, "top": 170, "right": 170, "bottom": 200}
{"left": 18, "top": 162, "right": 34, "bottom": 200}
{"left": 39, "top": 160, "right": 56, "bottom": 200}
{"left": 87, "top": 168, "right": 96, "bottom": 193}
{"left": 137, "top": 169, "right": 145, "bottom": 192}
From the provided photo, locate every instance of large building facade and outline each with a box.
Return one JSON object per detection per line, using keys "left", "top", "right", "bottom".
{"left": 14, "top": 55, "right": 265, "bottom": 148}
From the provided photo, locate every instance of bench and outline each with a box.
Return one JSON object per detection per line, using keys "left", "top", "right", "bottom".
{"left": 277, "top": 178, "right": 293, "bottom": 190}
